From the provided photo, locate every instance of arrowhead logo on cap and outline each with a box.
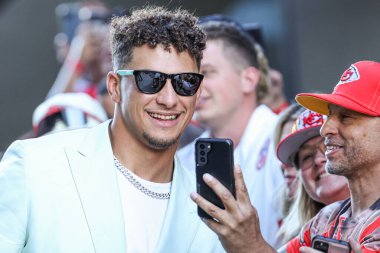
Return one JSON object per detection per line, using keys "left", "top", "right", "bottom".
{"left": 335, "top": 65, "right": 360, "bottom": 89}
{"left": 292, "top": 110, "right": 325, "bottom": 133}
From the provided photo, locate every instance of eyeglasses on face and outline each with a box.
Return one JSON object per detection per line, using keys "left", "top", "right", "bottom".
{"left": 116, "top": 69, "right": 203, "bottom": 96}
{"left": 297, "top": 139, "right": 326, "bottom": 171}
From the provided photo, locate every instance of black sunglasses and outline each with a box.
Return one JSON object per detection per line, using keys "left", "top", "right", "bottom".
{"left": 116, "top": 69, "right": 203, "bottom": 96}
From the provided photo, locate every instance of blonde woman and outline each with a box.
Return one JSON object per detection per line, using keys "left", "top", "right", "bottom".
{"left": 275, "top": 109, "right": 350, "bottom": 245}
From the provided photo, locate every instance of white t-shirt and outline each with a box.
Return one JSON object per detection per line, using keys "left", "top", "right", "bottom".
{"left": 177, "top": 105, "right": 284, "bottom": 247}
{"left": 116, "top": 168, "right": 171, "bottom": 253}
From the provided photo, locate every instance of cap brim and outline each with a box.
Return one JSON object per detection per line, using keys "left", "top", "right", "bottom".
{"left": 296, "top": 93, "right": 378, "bottom": 116}
{"left": 276, "top": 126, "right": 321, "bottom": 166}
{"left": 32, "top": 93, "right": 108, "bottom": 127}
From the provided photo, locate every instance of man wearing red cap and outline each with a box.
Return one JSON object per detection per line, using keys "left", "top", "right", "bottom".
{"left": 191, "top": 60, "right": 380, "bottom": 253}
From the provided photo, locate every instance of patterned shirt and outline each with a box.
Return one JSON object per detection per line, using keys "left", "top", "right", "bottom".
{"left": 286, "top": 198, "right": 380, "bottom": 253}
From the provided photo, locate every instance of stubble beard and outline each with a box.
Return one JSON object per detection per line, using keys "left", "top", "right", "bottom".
{"left": 143, "top": 132, "right": 179, "bottom": 149}
{"left": 326, "top": 160, "right": 346, "bottom": 176}
{"left": 326, "top": 145, "right": 363, "bottom": 177}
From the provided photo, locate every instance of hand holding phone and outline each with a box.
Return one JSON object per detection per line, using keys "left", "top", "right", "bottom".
{"left": 312, "top": 235, "right": 351, "bottom": 253}
{"left": 195, "top": 138, "right": 235, "bottom": 219}
{"left": 190, "top": 146, "right": 266, "bottom": 253}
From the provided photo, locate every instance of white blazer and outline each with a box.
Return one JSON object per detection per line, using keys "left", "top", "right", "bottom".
{"left": 0, "top": 121, "right": 225, "bottom": 253}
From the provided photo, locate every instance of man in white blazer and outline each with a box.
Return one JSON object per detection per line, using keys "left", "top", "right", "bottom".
{"left": 0, "top": 6, "right": 226, "bottom": 253}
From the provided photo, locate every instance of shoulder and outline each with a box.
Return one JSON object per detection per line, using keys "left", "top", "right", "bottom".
{"left": 243, "top": 105, "right": 278, "bottom": 142}
{"left": 2, "top": 121, "right": 110, "bottom": 166}
{"left": 255, "top": 104, "right": 278, "bottom": 123}
{"left": 0, "top": 127, "right": 89, "bottom": 176}
{"left": 17, "top": 127, "right": 89, "bottom": 152}
{"left": 290, "top": 200, "right": 350, "bottom": 248}
{"left": 308, "top": 199, "right": 350, "bottom": 229}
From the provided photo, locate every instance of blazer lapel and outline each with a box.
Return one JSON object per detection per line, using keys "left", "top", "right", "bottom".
{"left": 155, "top": 156, "right": 201, "bottom": 253}
{"left": 65, "top": 121, "right": 126, "bottom": 253}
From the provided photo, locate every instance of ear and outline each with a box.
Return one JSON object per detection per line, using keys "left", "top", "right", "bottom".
{"left": 107, "top": 71, "right": 121, "bottom": 103}
{"left": 240, "top": 66, "right": 260, "bottom": 94}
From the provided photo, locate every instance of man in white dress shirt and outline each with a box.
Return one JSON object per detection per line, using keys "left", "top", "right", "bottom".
{"left": 177, "top": 17, "right": 283, "bottom": 246}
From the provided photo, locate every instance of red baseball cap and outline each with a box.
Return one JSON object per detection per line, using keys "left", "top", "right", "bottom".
{"left": 276, "top": 109, "right": 326, "bottom": 166}
{"left": 296, "top": 61, "right": 380, "bottom": 116}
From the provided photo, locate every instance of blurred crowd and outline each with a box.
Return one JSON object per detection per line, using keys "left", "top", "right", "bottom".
{"left": 18, "top": 1, "right": 116, "bottom": 140}
{"left": 1, "top": 2, "right": 379, "bottom": 253}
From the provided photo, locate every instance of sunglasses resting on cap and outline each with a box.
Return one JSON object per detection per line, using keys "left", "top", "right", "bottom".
{"left": 116, "top": 69, "right": 203, "bottom": 96}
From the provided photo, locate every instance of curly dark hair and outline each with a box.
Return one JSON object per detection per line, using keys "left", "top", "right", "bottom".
{"left": 110, "top": 6, "right": 206, "bottom": 70}
{"left": 199, "top": 18, "right": 271, "bottom": 101}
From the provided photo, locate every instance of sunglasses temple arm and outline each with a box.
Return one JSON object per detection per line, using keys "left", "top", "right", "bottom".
{"left": 116, "top": 70, "right": 135, "bottom": 76}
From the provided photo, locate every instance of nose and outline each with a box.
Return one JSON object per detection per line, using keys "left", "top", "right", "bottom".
{"left": 314, "top": 148, "right": 326, "bottom": 168}
{"left": 320, "top": 116, "right": 338, "bottom": 138}
{"left": 281, "top": 163, "right": 293, "bottom": 173}
{"left": 156, "top": 79, "right": 178, "bottom": 108}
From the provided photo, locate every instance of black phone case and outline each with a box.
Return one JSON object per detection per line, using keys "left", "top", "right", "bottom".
{"left": 195, "top": 138, "right": 235, "bottom": 219}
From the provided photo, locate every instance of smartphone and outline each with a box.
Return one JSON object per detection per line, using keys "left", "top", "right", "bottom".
{"left": 195, "top": 138, "right": 235, "bottom": 219}
{"left": 312, "top": 235, "right": 351, "bottom": 253}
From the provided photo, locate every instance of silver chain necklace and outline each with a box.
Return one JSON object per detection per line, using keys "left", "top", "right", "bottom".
{"left": 113, "top": 156, "right": 171, "bottom": 200}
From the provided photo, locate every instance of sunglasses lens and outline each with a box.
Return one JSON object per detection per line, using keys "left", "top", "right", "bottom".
{"left": 133, "top": 71, "right": 202, "bottom": 96}
{"left": 173, "top": 73, "right": 202, "bottom": 96}
{"left": 135, "top": 71, "right": 165, "bottom": 94}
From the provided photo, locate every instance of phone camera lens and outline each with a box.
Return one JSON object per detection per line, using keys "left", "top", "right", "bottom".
{"left": 199, "top": 144, "right": 205, "bottom": 149}
{"left": 200, "top": 151, "right": 205, "bottom": 156}
{"left": 200, "top": 157, "right": 206, "bottom": 162}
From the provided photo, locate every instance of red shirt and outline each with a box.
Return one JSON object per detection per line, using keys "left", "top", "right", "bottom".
{"left": 287, "top": 198, "right": 380, "bottom": 253}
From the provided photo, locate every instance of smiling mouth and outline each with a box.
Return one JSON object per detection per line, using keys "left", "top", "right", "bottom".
{"left": 325, "top": 145, "right": 343, "bottom": 157}
{"left": 316, "top": 172, "right": 329, "bottom": 181}
{"left": 148, "top": 112, "right": 179, "bottom": 120}
{"left": 326, "top": 145, "right": 340, "bottom": 152}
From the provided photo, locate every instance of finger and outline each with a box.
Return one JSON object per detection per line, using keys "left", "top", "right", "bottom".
{"left": 200, "top": 215, "right": 226, "bottom": 235}
{"left": 190, "top": 191, "right": 226, "bottom": 222}
{"left": 190, "top": 191, "right": 237, "bottom": 229}
{"left": 233, "top": 165, "right": 251, "bottom": 206}
{"left": 299, "top": 246, "right": 324, "bottom": 253}
{"left": 202, "top": 173, "right": 239, "bottom": 213}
